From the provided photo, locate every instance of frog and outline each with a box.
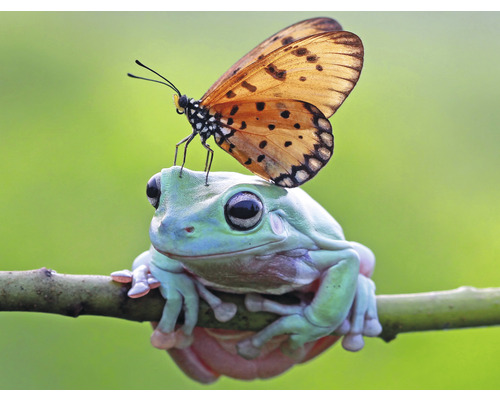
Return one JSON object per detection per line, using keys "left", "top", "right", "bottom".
{"left": 111, "top": 166, "right": 381, "bottom": 383}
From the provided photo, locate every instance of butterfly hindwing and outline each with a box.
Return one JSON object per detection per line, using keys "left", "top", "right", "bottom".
{"left": 204, "top": 17, "right": 343, "bottom": 96}
{"left": 201, "top": 30, "right": 363, "bottom": 119}
{"left": 211, "top": 100, "right": 333, "bottom": 187}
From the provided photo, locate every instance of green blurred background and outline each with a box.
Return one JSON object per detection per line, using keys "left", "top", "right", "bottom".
{"left": 0, "top": 12, "right": 499, "bottom": 389}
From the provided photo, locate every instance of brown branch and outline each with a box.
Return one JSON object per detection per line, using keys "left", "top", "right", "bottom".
{"left": 1, "top": 268, "right": 499, "bottom": 342}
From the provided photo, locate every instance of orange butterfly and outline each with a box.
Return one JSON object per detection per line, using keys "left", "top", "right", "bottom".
{"left": 129, "top": 17, "right": 363, "bottom": 187}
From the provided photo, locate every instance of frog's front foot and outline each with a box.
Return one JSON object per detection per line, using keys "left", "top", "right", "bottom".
{"left": 111, "top": 264, "right": 160, "bottom": 298}
{"left": 335, "top": 274, "right": 382, "bottom": 351}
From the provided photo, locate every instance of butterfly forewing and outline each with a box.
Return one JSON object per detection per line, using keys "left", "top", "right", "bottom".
{"left": 211, "top": 100, "right": 333, "bottom": 187}
{"left": 201, "top": 31, "right": 363, "bottom": 119}
{"left": 204, "top": 17, "right": 343, "bottom": 96}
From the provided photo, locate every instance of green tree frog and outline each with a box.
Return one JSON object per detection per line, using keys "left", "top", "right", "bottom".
{"left": 111, "top": 166, "right": 381, "bottom": 383}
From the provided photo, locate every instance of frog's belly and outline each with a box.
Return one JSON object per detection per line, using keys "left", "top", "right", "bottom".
{"left": 183, "top": 252, "right": 320, "bottom": 295}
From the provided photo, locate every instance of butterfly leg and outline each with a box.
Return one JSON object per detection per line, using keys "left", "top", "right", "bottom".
{"left": 174, "top": 131, "right": 197, "bottom": 177}
{"left": 200, "top": 140, "right": 214, "bottom": 185}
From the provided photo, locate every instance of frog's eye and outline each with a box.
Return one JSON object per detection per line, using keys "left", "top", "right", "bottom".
{"left": 146, "top": 174, "right": 162, "bottom": 209}
{"left": 224, "top": 191, "right": 263, "bottom": 231}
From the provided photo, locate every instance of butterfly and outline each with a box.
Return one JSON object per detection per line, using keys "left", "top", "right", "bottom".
{"left": 129, "top": 17, "right": 363, "bottom": 187}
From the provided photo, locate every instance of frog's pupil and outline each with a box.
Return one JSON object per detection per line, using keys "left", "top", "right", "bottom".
{"left": 146, "top": 184, "right": 158, "bottom": 198}
{"left": 230, "top": 201, "right": 260, "bottom": 219}
{"left": 225, "top": 191, "right": 263, "bottom": 231}
{"left": 146, "top": 175, "right": 161, "bottom": 209}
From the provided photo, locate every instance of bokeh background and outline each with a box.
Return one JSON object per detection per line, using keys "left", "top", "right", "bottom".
{"left": 0, "top": 12, "right": 499, "bottom": 389}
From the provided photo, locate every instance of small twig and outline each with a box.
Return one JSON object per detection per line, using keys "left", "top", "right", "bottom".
{"left": 1, "top": 268, "right": 499, "bottom": 342}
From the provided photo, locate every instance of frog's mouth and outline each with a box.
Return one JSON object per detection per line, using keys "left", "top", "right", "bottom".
{"left": 155, "top": 239, "right": 285, "bottom": 260}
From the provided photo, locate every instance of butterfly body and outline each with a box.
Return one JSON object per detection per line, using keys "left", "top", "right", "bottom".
{"left": 177, "top": 96, "right": 217, "bottom": 142}
{"left": 132, "top": 18, "right": 364, "bottom": 187}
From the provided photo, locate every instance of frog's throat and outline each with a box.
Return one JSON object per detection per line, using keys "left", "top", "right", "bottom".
{"left": 154, "top": 239, "right": 286, "bottom": 260}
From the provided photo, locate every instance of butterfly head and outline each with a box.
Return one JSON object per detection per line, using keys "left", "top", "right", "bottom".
{"left": 173, "top": 94, "right": 189, "bottom": 115}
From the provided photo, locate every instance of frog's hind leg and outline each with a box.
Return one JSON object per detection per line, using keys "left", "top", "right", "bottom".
{"left": 194, "top": 281, "right": 237, "bottom": 322}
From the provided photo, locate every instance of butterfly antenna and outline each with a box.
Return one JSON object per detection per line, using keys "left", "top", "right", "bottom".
{"left": 130, "top": 60, "right": 182, "bottom": 97}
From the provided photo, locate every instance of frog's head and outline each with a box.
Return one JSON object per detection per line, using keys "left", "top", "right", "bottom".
{"left": 145, "top": 167, "right": 321, "bottom": 261}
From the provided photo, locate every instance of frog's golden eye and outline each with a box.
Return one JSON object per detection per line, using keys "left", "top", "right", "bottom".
{"left": 146, "top": 173, "right": 162, "bottom": 209}
{"left": 224, "top": 191, "right": 263, "bottom": 231}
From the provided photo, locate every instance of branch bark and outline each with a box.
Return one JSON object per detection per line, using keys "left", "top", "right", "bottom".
{"left": 1, "top": 268, "right": 499, "bottom": 342}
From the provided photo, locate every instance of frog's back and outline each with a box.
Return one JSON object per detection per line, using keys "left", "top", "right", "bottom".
{"left": 275, "top": 186, "right": 345, "bottom": 242}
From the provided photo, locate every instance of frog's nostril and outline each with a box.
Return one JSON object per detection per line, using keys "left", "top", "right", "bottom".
{"left": 184, "top": 226, "right": 195, "bottom": 233}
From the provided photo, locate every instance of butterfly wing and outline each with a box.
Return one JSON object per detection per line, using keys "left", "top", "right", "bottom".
{"left": 201, "top": 30, "right": 363, "bottom": 119}
{"left": 211, "top": 100, "right": 333, "bottom": 187}
{"left": 204, "top": 17, "right": 343, "bottom": 96}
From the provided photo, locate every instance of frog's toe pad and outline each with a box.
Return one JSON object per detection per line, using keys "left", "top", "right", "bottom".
{"left": 335, "top": 319, "right": 351, "bottom": 335}
{"left": 110, "top": 270, "right": 133, "bottom": 283}
{"left": 175, "top": 330, "right": 194, "bottom": 349}
{"left": 127, "top": 282, "right": 150, "bottom": 298}
{"left": 363, "top": 319, "right": 383, "bottom": 337}
{"left": 213, "top": 302, "right": 238, "bottom": 322}
{"left": 147, "top": 275, "right": 161, "bottom": 289}
{"left": 244, "top": 293, "right": 265, "bottom": 312}
{"left": 151, "top": 330, "right": 177, "bottom": 349}
{"left": 342, "top": 333, "right": 365, "bottom": 352}
{"left": 151, "top": 329, "right": 193, "bottom": 350}
{"left": 236, "top": 339, "right": 261, "bottom": 360}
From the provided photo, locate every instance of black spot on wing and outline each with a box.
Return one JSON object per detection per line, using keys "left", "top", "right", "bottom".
{"left": 265, "top": 63, "right": 286, "bottom": 81}
{"left": 241, "top": 81, "right": 257, "bottom": 92}
{"left": 292, "top": 47, "right": 309, "bottom": 56}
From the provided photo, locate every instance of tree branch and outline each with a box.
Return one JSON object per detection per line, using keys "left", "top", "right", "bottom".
{"left": 1, "top": 268, "right": 499, "bottom": 342}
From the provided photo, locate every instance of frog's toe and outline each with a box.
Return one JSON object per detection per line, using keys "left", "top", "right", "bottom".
{"left": 110, "top": 269, "right": 133, "bottom": 283}
{"left": 213, "top": 302, "right": 238, "bottom": 322}
{"left": 174, "top": 330, "right": 194, "bottom": 349}
{"left": 363, "top": 318, "right": 382, "bottom": 337}
{"left": 341, "top": 333, "right": 365, "bottom": 352}
{"left": 236, "top": 339, "right": 262, "bottom": 360}
{"left": 334, "top": 318, "right": 351, "bottom": 335}
{"left": 151, "top": 329, "right": 193, "bottom": 350}
{"left": 127, "top": 281, "right": 150, "bottom": 298}
{"left": 151, "top": 330, "right": 177, "bottom": 349}
{"left": 244, "top": 293, "right": 303, "bottom": 315}
{"left": 147, "top": 275, "right": 161, "bottom": 289}
{"left": 244, "top": 293, "right": 265, "bottom": 312}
